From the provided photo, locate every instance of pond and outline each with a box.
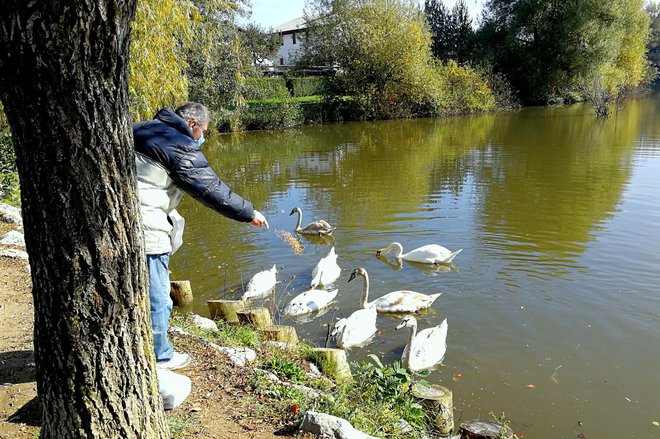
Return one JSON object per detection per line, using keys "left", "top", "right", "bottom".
{"left": 172, "top": 96, "right": 660, "bottom": 438}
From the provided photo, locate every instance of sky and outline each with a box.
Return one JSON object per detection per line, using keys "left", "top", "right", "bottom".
{"left": 246, "top": 0, "right": 485, "bottom": 30}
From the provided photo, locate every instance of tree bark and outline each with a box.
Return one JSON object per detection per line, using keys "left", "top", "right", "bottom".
{"left": 0, "top": 1, "right": 168, "bottom": 437}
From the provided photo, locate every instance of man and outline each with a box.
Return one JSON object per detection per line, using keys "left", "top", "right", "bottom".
{"left": 134, "top": 102, "right": 269, "bottom": 370}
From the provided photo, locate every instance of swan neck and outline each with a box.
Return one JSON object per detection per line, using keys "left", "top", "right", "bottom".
{"left": 408, "top": 321, "right": 418, "bottom": 340}
{"left": 295, "top": 209, "right": 302, "bottom": 230}
{"left": 402, "top": 324, "right": 417, "bottom": 367}
{"left": 359, "top": 273, "right": 370, "bottom": 308}
{"left": 391, "top": 243, "right": 404, "bottom": 258}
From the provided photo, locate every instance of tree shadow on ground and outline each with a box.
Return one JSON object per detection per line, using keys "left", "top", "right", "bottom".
{"left": 0, "top": 350, "right": 40, "bottom": 427}
{"left": 7, "top": 396, "right": 40, "bottom": 426}
{"left": 0, "top": 350, "right": 35, "bottom": 384}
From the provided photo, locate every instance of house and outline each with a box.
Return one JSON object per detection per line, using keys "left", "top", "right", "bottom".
{"left": 273, "top": 16, "right": 307, "bottom": 66}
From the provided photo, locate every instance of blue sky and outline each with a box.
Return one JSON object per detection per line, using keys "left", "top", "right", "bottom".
{"left": 247, "top": 0, "right": 484, "bottom": 30}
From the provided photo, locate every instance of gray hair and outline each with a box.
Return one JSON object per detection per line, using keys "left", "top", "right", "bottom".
{"left": 174, "top": 102, "right": 211, "bottom": 124}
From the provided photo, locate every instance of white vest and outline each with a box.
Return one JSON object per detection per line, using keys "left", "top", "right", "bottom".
{"left": 136, "top": 152, "right": 185, "bottom": 255}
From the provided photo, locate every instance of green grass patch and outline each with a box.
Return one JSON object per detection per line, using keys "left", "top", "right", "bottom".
{"left": 166, "top": 411, "right": 198, "bottom": 438}
{"left": 171, "top": 312, "right": 261, "bottom": 349}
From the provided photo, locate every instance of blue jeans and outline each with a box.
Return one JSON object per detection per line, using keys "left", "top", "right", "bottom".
{"left": 148, "top": 253, "right": 173, "bottom": 362}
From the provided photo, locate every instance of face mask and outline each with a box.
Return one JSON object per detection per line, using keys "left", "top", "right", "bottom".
{"left": 196, "top": 135, "right": 206, "bottom": 147}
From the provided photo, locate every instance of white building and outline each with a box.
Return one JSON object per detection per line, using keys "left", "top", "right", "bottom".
{"left": 273, "top": 16, "right": 307, "bottom": 66}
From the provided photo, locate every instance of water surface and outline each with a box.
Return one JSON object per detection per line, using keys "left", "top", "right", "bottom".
{"left": 172, "top": 97, "right": 660, "bottom": 438}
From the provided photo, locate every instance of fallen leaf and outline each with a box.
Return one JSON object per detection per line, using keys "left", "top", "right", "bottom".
{"left": 526, "top": 384, "right": 536, "bottom": 390}
{"left": 652, "top": 421, "right": 659, "bottom": 427}
{"left": 290, "top": 404, "right": 300, "bottom": 414}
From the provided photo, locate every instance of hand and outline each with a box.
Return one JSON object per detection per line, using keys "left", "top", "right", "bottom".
{"left": 250, "top": 210, "right": 269, "bottom": 230}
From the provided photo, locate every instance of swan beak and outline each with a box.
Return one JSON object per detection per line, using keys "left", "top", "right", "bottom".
{"left": 347, "top": 271, "right": 357, "bottom": 283}
{"left": 395, "top": 321, "right": 406, "bottom": 330}
{"left": 289, "top": 209, "right": 296, "bottom": 216}
{"left": 375, "top": 250, "right": 382, "bottom": 256}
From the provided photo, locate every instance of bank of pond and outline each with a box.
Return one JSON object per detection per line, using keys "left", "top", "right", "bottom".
{"left": 168, "top": 209, "right": 512, "bottom": 438}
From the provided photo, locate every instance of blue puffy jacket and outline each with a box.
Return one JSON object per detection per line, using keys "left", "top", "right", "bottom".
{"left": 134, "top": 109, "right": 255, "bottom": 254}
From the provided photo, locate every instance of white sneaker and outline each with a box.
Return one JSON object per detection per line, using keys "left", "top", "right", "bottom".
{"left": 157, "top": 369, "right": 191, "bottom": 410}
{"left": 157, "top": 352, "right": 191, "bottom": 370}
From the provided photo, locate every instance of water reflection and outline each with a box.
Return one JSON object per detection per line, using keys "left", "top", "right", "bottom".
{"left": 472, "top": 103, "right": 639, "bottom": 280}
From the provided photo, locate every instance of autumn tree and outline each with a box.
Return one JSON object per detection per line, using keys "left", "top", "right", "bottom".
{"left": 130, "top": 0, "right": 249, "bottom": 120}
{"left": 0, "top": 1, "right": 168, "bottom": 437}
{"left": 300, "top": 0, "right": 444, "bottom": 118}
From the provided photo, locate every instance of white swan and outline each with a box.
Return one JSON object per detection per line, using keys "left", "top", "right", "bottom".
{"left": 241, "top": 264, "right": 277, "bottom": 301}
{"left": 348, "top": 267, "right": 441, "bottom": 313}
{"left": 284, "top": 288, "right": 338, "bottom": 316}
{"left": 332, "top": 307, "right": 378, "bottom": 349}
{"left": 395, "top": 315, "right": 448, "bottom": 372}
{"left": 331, "top": 276, "right": 378, "bottom": 348}
{"left": 311, "top": 247, "right": 341, "bottom": 287}
{"left": 376, "top": 242, "right": 462, "bottom": 264}
{"left": 289, "top": 207, "right": 335, "bottom": 235}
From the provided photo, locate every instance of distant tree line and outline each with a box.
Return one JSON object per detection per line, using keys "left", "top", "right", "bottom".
{"left": 423, "top": 0, "right": 653, "bottom": 114}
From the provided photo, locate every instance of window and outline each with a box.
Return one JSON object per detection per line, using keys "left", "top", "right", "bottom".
{"left": 292, "top": 32, "right": 296, "bottom": 45}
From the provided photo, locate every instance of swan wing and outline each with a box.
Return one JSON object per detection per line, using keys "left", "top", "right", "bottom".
{"left": 243, "top": 269, "right": 277, "bottom": 300}
{"left": 336, "top": 307, "right": 377, "bottom": 348}
{"left": 300, "top": 220, "right": 335, "bottom": 235}
{"left": 372, "top": 291, "right": 441, "bottom": 313}
{"left": 311, "top": 248, "right": 341, "bottom": 287}
{"left": 402, "top": 245, "right": 461, "bottom": 264}
{"left": 284, "top": 289, "right": 338, "bottom": 316}
{"left": 320, "top": 263, "right": 341, "bottom": 286}
{"left": 409, "top": 320, "right": 448, "bottom": 370}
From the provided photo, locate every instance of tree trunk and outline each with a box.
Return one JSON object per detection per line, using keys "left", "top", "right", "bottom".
{"left": 0, "top": 1, "right": 168, "bottom": 437}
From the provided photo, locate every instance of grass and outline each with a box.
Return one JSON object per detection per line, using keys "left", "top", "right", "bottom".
{"left": 171, "top": 313, "right": 261, "bottom": 349}
{"left": 166, "top": 411, "right": 198, "bottom": 438}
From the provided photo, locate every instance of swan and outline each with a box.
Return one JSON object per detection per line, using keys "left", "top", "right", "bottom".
{"left": 331, "top": 274, "right": 378, "bottom": 348}
{"left": 284, "top": 288, "right": 338, "bottom": 316}
{"left": 395, "top": 315, "right": 447, "bottom": 372}
{"left": 311, "top": 247, "right": 341, "bottom": 287}
{"left": 331, "top": 307, "right": 378, "bottom": 349}
{"left": 376, "top": 242, "right": 462, "bottom": 264}
{"left": 348, "top": 268, "right": 441, "bottom": 313}
{"left": 289, "top": 207, "right": 335, "bottom": 235}
{"left": 241, "top": 265, "right": 277, "bottom": 301}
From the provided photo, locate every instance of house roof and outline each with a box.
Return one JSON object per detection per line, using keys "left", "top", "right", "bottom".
{"left": 273, "top": 16, "right": 306, "bottom": 33}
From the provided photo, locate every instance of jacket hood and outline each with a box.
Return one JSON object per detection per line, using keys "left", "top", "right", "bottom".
{"left": 155, "top": 108, "right": 194, "bottom": 139}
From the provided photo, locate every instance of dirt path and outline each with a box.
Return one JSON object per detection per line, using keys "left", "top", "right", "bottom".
{"left": 0, "top": 222, "right": 283, "bottom": 438}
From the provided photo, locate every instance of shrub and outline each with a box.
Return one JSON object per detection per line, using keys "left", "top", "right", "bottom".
{"left": 289, "top": 76, "right": 327, "bottom": 97}
{"left": 242, "top": 101, "right": 302, "bottom": 131}
{"left": 436, "top": 60, "right": 496, "bottom": 114}
{"left": 243, "top": 77, "right": 289, "bottom": 101}
{"left": 213, "top": 101, "right": 303, "bottom": 132}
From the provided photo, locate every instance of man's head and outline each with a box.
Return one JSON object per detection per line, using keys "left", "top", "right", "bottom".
{"left": 175, "top": 102, "right": 210, "bottom": 143}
